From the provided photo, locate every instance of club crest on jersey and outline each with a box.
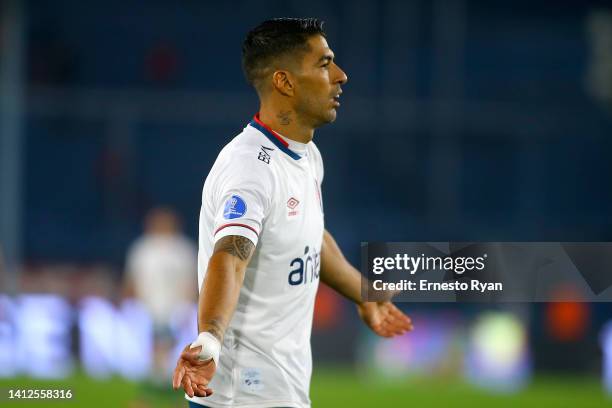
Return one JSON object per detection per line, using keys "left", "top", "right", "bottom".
{"left": 223, "top": 195, "right": 247, "bottom": 219}
{"left": 287, "top": 197, "right": 299, "bottom": 217}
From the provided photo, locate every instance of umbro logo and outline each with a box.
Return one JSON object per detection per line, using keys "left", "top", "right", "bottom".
{"left": 287, "top": 197, "right": 299, "bottom": 209}
{"left": 258, "top": 146, "right": 274, "bottom": 164}
{"left": 287, "top": 197, "right": 299, "bottom": 216}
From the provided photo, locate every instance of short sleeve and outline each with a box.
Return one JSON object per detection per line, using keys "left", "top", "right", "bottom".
{"left": 210, "top": 154, "right": 274, "bottom": 247}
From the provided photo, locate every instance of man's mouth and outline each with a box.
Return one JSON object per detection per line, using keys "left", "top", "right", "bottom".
{"left": 331, "top": 90, "right": 342, "bottom": 107}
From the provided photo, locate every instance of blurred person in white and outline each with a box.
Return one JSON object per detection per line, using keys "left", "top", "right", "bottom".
{"left": 124, "top": 207, "right": 198, "bottom": 383}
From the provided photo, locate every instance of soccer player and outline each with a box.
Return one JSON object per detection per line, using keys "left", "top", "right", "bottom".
{"left": 123, "top": 207, "right": 197, "bottom": 383}
{"left": 173, "top": 18, "right": 413, "bottom": 408}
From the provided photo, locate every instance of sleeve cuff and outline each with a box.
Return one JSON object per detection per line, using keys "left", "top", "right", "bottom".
{"left": 214, "top": 223, "right": 259, "bottom": 247}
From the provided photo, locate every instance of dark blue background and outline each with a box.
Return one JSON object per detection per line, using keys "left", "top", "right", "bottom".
{"left": 22, "top": 0, "right": 612, "bottom": 267}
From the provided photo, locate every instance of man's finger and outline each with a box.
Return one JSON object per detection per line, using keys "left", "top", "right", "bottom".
{"left": 194, "top": 383, "right": 214, "bottom": 397}
{"left": 172, "top": 367, "right": 179, "bottom": 389}
{"left": 381, "top": 317, "right": 409, "bottom": 336}
{"left": 173, "top": 366, "right": 185, "bottom": 390}
{"left": 387, "top": 316, "right": 412, "bottom": 331}
{"left": 384, "top": 309, "right": 413, "bottom": 328}
{"left": 373, "top": 322, "right": 392, "bottom": 337}
{"left": 189, "top": 373, "right": 209, "bottom": 389}
{"left": 388, "top": 304, "right": 411, "bottom": 323}
{"left": 184, "top": 374, "right": 195, "bottom": 398}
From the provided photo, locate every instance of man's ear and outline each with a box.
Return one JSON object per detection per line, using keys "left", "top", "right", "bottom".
{"left": 272, "top": 70, "right": 295, "bottom": 96}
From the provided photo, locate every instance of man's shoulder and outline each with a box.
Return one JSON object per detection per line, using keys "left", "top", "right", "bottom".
{"left": 217, "top": 124, "right": 280, "bottom": 168}
{"left": 205, "top": 125, "right": 278, "bottom": 194}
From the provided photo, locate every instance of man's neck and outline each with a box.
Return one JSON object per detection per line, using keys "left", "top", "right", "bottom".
{"left": 258, "top": 107, "right": 314, "bottom": 144}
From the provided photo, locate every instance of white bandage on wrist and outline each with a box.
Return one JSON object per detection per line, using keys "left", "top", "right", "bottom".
{"left": 190, "top": 332, "right": 221, "bottom": 366}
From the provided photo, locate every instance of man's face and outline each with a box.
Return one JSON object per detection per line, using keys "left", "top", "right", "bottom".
{"left": 292, "top": 35, "right": 348, "bottom": 127}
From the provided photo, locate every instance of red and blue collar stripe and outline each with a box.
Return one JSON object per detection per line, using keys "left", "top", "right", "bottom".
{"left": 249, "top": 113, "right": 302, "bottom": 161}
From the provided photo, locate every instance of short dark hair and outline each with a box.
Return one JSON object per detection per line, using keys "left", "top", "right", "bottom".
{"left": 242, "top": 18, "right": 326, "bottom": 92}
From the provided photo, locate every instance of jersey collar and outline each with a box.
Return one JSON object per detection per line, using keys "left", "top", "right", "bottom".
{"left": 249, "top": 113, "right": 302, "bottom": 161}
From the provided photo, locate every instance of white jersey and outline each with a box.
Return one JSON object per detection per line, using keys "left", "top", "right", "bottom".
{"left": 126, "top": 233, "right": 197, "bottom": 327}
{"left": 188, "top": 114, "right": 325, "bottom": 408}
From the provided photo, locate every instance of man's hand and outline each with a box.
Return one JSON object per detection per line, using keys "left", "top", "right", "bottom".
{"left": 357, "top": 301, "right": 413, "bottom": 337}
{"left": 172, "top": 345, "right": 216, "bottom": 398}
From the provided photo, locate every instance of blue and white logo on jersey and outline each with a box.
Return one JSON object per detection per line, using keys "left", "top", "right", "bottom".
{"left": 223, "top": 195, "right": 247, "bottom": 219}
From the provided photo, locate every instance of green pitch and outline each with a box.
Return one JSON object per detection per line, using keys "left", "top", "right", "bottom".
{"left": 0, "top": 367, "right": 609, "bottom": 407}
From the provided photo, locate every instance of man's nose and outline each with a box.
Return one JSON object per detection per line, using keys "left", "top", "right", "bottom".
{"left": 335, "top": 64, "right": 348, "bottom": 85}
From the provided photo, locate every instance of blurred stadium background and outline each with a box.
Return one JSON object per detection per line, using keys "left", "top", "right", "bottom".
{"left": 1, "top": 0, "right": 612, "bottom": 406}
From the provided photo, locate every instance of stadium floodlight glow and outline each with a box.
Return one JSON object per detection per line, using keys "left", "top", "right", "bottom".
{"left": 465, "top": 312, "right": 531, "bottom": 392}
{"left": 361, "top": 312, "right": 462, "bottom": 379}
{"left": 0, "top": 294, "right": 193, "bottom": 380}
{"left": 79, "top": 297, "right": 120, "bottom": 378}
{"left": 79, "top": 296, "right": 153, "bottom": 380}
{"left": 0, "top": 295, "right": 17, "bottom": 377}
{"left": 601, "top": 320, "right": 612, "bottom": 394}
{"left": 114, "top": 299, "right": 153, "bottom": 380}
{"left": 15, "top": 295, "right": 73, "bottom": 378}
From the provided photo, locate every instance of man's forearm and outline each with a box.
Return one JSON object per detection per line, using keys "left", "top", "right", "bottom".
{"left": 319, "top": 229, "right": 364, "bottom": 304}
{"left": 197, "top": 236, "right": 254, "bottom": 341}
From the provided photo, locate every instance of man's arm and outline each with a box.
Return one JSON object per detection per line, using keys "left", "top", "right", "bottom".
{"left": 197, "top": 235, "right": 255, "bottom": 340}
{"left": 319, "top": 229, "right": 363, "bottom": 303}
{"left": 320, "top": 229, "right": 413, "bottom": 337}
{"left": 172, "top": 235, "right": 255, "bottom": 398}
